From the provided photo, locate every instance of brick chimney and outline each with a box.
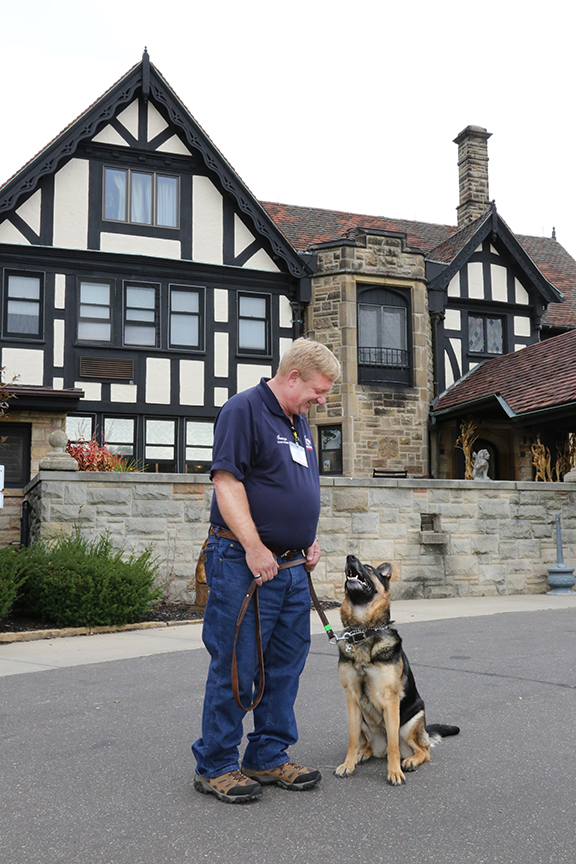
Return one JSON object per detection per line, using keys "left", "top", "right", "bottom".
{"left": 454, "top": 125, "right": 492, "bottom": 227}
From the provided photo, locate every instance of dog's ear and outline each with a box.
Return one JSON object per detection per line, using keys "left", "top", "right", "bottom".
{"left": 376, "top": 561, "right": 392, "bottom": 587}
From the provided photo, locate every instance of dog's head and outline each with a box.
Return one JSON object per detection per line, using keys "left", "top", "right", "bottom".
{"left": 341, "top": 555, "right": 392, "bottom": 627}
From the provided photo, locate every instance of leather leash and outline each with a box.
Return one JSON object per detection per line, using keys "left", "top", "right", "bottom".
{"left": 210, "top": 527, "right": 336, "bottom": 711}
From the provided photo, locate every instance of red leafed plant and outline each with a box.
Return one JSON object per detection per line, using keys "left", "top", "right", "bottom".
{"left": 66, "top": 438, "right": 134, "bottom": 472}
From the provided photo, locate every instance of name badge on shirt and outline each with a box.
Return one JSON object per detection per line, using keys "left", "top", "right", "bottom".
{"left": 289, "top": 442, "right": 308, "bottom": 467}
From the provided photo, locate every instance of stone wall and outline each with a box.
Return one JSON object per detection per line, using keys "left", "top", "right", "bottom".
{"left": 25, "top": 473, "right": 576, "bottom": 603}
{"left": 306, "top": 231, "right": 431, "bottom": 478}
{"left": 0, "top": 411, "right": 67, "bottom": 547}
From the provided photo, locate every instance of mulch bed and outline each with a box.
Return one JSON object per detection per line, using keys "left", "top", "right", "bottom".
{"left": 0, "top": 600, "right": 340, "bottom": 634}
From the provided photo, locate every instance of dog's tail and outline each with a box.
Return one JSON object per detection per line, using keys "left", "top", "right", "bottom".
{"left": 426, "top": 723, "right": 460, "bottom": 742}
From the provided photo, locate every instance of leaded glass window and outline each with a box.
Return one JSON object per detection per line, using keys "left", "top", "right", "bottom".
{"left": 468, "top": 315, "right": 504, "bottom": 355}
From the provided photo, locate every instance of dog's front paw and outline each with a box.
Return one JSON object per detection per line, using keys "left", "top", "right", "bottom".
{"left": 334, "top": 762, "right": 356, "bottom": 777}
{"left": 387, "top": 768, "right": 406, "bottom": 786}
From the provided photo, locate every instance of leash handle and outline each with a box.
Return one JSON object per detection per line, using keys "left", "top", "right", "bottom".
{"left": 307, "top": 572, "right": 336, "bottom": 641}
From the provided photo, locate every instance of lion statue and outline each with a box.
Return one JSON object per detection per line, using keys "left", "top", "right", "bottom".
{"left": 472, "top": 449, "right": 491, "bottom": 480}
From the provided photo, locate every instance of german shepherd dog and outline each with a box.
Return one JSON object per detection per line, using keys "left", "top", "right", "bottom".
{"left": 335, "top": 555, "right": 459, "bottom": 786}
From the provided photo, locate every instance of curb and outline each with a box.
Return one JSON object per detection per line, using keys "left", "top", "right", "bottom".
{"left": 0, "top": 617, "right": 203, "bottom": 644}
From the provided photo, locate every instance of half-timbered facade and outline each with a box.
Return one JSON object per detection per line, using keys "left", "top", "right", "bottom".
{"left": 0, "top": 52, "right": 310, "bottom": 495}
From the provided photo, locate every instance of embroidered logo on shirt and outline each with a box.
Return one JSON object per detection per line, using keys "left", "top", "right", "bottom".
{"left": 305, "top": 436, "right": 314, "bottom": 451}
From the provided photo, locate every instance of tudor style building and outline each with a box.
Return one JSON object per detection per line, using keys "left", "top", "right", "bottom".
{"left": 0, "top": 52, "right": 311, "bottom": 502}
{"left": 2, "top": 56, "right": 576, "bottom": 529}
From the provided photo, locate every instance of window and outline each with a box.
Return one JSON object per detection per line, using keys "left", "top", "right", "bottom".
{"left": 65, "top": 415, "right": 94, "bottom": 442}
{"left": 145, "top": 418, "right": 176, "bottom": 472}
{"left": 357, "top": 286, "right": 411, "bottom": 385}
{"left": 124, "top": 283, "right": 158, "bottom": 346}
{"left": 186, "top": 420, "right": 213, "bottom": 473}
{"left": 104, "top": 417, "right": 135, "bottom": 457}
{"left": 318, "top": 425, "right": 342, "bottom": 475}
{"left": 4, "top": 273, "right": 42, "bottom": 337}
{"left": 468, "top": 314, "right": 504, "bottom": 355}
{"left": 170, "top": 286, "right": 202, "bottom": 349}
{"left": 78, "top": 280, "right": 112, "bottom": 342}
{"left": 104, "top": 168, "right": 179, "bottom": 227}
{"left": 0, "top": 423, "right": 31, "bottom": 487}
{"left": 238, "top": 293, "right": 270, "bottom": 354}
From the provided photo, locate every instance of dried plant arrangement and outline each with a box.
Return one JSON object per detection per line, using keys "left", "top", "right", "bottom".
{"left": 553, "top": 432, "right": 576, "bottom": 482}
{"left": 531, "top": 437, "right": 553, "bottom": 482}
{"left": 455, "top": 418, "right": 479, "bottom": 479}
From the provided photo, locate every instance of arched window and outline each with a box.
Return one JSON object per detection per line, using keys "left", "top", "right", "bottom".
{"left": 357, "top": 286, "right": 411, "bottom": 385}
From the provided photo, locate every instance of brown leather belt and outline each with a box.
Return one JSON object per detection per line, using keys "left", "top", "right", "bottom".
{"left": 209, "top": 525, "right": 303, "bottom": 561}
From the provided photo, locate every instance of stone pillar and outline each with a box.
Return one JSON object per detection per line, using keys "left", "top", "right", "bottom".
{"left": 454, "top": 125, "right": 492, "bottom": 227}
{"left": 38, "top": 430, "right": 78, "bottom": 471}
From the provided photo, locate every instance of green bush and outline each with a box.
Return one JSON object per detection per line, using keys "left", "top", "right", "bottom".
{"left": 0, "top": 546, "right": 26, "bottom": 621}
{"left": 18, "top": 532, "right": 163, "bottom": 628}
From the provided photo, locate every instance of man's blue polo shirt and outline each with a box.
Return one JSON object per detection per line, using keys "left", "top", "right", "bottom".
{"left": 209, "top": 378, "right": 321, "bottom": 551}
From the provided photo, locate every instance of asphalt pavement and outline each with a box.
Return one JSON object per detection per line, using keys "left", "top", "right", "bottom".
{"left": 2, "top": 592, "right": 576, "bottom": 864}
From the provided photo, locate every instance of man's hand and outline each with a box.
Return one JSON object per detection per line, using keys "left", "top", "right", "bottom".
{"left": 304, "top": 537, "right": 321, "bottom": 572}
{"left": 245, "top": 545, "right": 278, "bottom": 585}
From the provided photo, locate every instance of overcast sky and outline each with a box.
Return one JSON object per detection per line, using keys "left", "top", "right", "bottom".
{"left": 2, "top": 0, "right": 574, "bottom": 258}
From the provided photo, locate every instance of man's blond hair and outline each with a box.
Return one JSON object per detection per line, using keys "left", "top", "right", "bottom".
{"left": 277, "top": 338, "right": 341, "bottom": 381}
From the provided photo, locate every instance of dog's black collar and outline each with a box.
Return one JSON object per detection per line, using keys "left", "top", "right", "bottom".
{"left": 331, "top": 623, "right": 393, "bottom": 646}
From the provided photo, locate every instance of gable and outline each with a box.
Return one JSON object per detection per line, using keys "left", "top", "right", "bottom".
{"left": 0, "top": 55, "right": 309, "bottom": 280}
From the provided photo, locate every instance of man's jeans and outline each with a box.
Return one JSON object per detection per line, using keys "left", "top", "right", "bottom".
{"left": 192, "top": 535, "right": 311, "bottom": 778}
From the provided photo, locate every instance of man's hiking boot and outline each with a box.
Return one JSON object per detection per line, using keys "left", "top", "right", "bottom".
{"left": 242, "top": 760, "right": 321, "bottom": 790}
{"left": 194, "top": 770, "right": 262, "bottom": 803}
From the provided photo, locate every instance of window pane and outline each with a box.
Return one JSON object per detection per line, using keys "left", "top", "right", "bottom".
{"left": 358, "top": 304, "right": 380, "bottom": 347}
{"left": 146, "top": 419, "right": 175, "bottom": 445}
{"left": 320, "top": 426, "right": 342, "bottom": 450}
{"left": 469, "top": 316, "right": 485, "bottom": 352}
{"left": 239, "top": 319, "right": 266, "bottom": 350}
{"left": 157, "top": 175, "right": 178, "bottom": 227}
{"left": 145, "top": 446, "right": 174, "bottom": 459}
{"left": 381, "top": 307, "right": 406, "bottom": 350}
{"left": 171, "top": 291, "right": 199, "bottom": 313}
{"left": 125, "top": 324, "right": 156, "bottom": 345}
{"left": 486, "top": 318, "right": 503, "bottom": 354}
{"left": 66, "top": 416, "right": 93, "bottom": 441}
{"left": 186, "top": 421, "right": 214, "bottom": 446}
{"left": 104, "top": 168, "right": 127, "bottom": 220}
{"left": 7, "top": 300, "right": 39, "bottom": 334}
{"left": 104, "top": 417, "right": 134, "bottom": 442}
{"left": 240, "top": 296, "right": 266, "bottom": 318}
{"left": 171, "top": 314, "right": 198, "bottom": 346}
{"left": 8, "top": 275, "right": 40, "bottom": 300}
{"left": 80, "top": 282, "right": 109, "bottom": 304}
{"left": 80, "top": 304, "right": 110, "bottom": 319}
{"left": 131, "top": 172, "right": 152, "bottom": 224}
{"left": 126, "top": 308, "right": 155, "bottom": 322}
{"left": 78, "top": 321, "right": 111, "bottom": 341}
{"left": 127, "top": 286, "right": 155, "bottom": 308}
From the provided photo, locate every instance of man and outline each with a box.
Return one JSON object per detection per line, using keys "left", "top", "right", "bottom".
{"left": 192, "top": 338, "right": 341, "bottom": 803}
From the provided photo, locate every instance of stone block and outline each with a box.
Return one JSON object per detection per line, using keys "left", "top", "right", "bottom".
{"left": 333, "top": 488, "right": 369, "bottom": 513}
{"left": 87, "top": 487, "right": 131, "bottom": 506}
{"left": 184, "top": 502, "right": 205, "bottom": 522}
{"left": 356, "top": 540, "right": 395, "bottom": 564}
{"left": 126, "top": 518, "right": 167, "bottom": 535}
{"left": 477, "top": 499, "right": 511, "bottom": 519}
{"left": 478, "top": 564, "right": 506, "bottom": 585}
{"left": 132, "top": 501, "right": 183, "bottom": 519}
{"left": 131, "top": 483, "right": 173, "bottom": 500}
{"left": 444, "top": 555, "right": 478, "bottom": 578}
{"left": 318, "top": 516, "right": 352, "bottom": 534}
{"left": 351, "top": 513, "right": 380, "bottom": 535}
{"left": 471, "top": 536, "right": 494, "bottom": 555}
{"left": 49, "top": 504, "right": 94, "bottom": 523}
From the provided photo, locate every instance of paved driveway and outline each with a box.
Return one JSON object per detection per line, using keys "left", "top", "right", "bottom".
{"left": 1, "top": 604, "right": 576, "bottom": 864}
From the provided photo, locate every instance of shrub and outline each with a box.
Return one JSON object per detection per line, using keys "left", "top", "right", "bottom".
{"left": 66, "top": 438, "right": 145, "bottom": 472}
{"left": 0, "top": 546, "right": 26, "bottom": 621}
{"left": 18, "top": 533, "right": 163, "bottom": 628}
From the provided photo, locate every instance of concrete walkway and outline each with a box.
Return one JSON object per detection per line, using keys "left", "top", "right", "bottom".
{"left": 2, "top": 591, "right": 576, "bottom": 677}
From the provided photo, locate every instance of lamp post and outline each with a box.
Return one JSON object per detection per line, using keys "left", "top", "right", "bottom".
{"left": 546, "top": 512, "right": 575, "bottom": 594}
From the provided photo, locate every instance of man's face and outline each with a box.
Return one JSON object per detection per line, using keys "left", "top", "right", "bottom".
{"left": 286, "top": 370, "right": 334, "bottom": 416}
